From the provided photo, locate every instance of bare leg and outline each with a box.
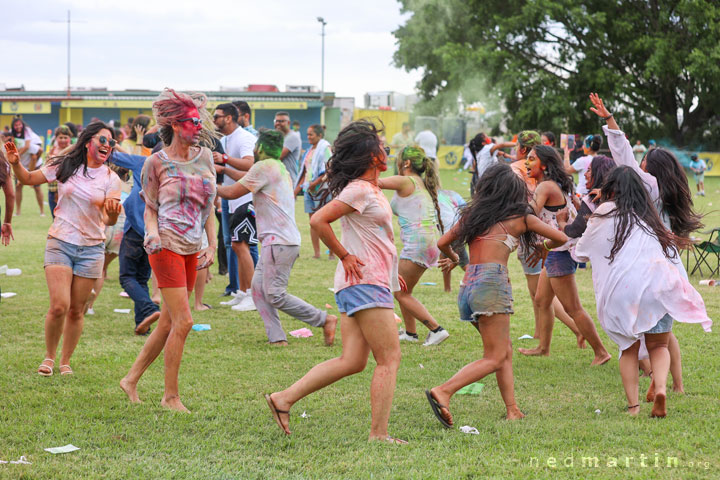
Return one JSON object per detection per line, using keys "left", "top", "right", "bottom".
{"left": 151, "top": 271, "right": 161, "bottom": 305}
{"left": 159, "top": 286, "right": 195, "bottom": 413}
{"left": 88, "top": 253, "right": 117, "bottom": 309}
{"left": 14, "top": 182, "right": 22, "bottom": 216}
{"left": 525, "top": 273, "right": 581, "bottom": 346}
{"left": 668, "top": 332, "right": 684, "bottom": 393}
{"left": 193, "top": 267, "right": 209, "bottom": 311}
{"left": 519, "top": 270, "right": 553, "bottom": 357}
{"left": 232, "top": 241, "right": 255, "bottom": 293}
{"left": 646, "top": 332, "right": 670, "bottom": 417}
{"left": 34, "top": 185, "right": 45, "bottom": 215}
{"left": 58, "top": 275, "right": 96, "bottom": 367}
{"left": 619, "top": 341, "right": 641, "bottom": 415}
{"left": 309, "top": 213, "right": 321, "bottom": 258}
{"left": 395, "top": 259, "right": 440, "bottom": 333}
{"left": 430, "top": 314, "right": 512, "bottom": 425}
{"left": 42, "top": 266, "right": 73, "bottom": 364}
{"left": 495, "top": 340, "right": 524, "bottom": 419}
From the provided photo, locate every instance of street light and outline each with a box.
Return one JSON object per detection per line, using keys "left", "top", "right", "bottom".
{"left": 317, "top": 16, "right": 327, "bottom": 123}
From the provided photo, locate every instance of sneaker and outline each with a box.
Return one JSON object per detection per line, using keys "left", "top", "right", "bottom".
{"left": 232, "top": 294, "right": 256, "bottom": 312}
{"left": 398, "top": 330, "right": 418, "bottom": 342}
{"left": 423, "top": 328, "right": 449, "bottom": 346}
{"left": 86, "top": 307, "right": 95, "bottom": 315}
{"left": 221, "top": 290, "right": 245, "bottom": 306}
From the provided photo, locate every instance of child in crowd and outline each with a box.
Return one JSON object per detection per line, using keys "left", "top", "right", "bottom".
{"left": 689, "top": 154, "right": 706, "bottom": 196}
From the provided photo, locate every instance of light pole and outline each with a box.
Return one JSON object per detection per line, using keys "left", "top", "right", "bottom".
{"left": 317, "top": 16, "right": 327, "bottom": 124}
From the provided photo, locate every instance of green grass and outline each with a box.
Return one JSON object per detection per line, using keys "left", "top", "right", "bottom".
{"left": 0, "top": 172, "right": 718, "bottom": 479}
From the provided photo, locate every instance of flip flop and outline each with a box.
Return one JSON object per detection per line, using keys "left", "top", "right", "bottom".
{"left": 38, "top": 358, "right": 54, "bottom": 377}
{"left": 425, "top": 389, "right": 452, "bottom": 428}
{"left": 265, "top": 394, "right": 290, "bottom": 435}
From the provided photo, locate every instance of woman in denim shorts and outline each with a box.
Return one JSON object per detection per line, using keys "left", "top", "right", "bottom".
{"left": 6, "top": 121, "right": 122, "bottom": 376}
{"left": 426, "top": 164, "right": 568, "bottom": 428}
{"left": 266, "top": 120, "right": 407, "bottom": 444}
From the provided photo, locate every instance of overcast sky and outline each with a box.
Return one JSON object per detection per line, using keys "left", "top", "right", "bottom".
{"left": 1, "top": 0, "right": 423, "bottom": 104}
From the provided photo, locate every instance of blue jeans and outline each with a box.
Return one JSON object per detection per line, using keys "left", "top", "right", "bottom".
{"left": 119, "top": 227, "right": 160, "bottom": 327}
{"left": 221, "top": 198, "right": 239, "bottom": 294}
{"left": 48, "top": 190, "right": 57, "bottom": 219}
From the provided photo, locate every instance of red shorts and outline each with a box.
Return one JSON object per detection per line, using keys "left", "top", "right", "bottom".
{"left": 149, "top": 249, "right": 198, "bottom": 290}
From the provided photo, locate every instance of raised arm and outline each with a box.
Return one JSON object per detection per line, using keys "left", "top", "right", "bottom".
{"left": 4, "top": 142, "right": 47, "bottom": 185}
{"left": 377, "top": 175, "right": 414, "bottom": 195}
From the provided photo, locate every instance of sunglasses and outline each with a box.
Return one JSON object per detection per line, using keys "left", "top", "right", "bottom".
{"left": 95, "top": 135, "right": 116, "bottom": 147}
{"left": 179, "top": 117, "right": 203, "bottom": 126}
{"left": 383, "top": 146, "right": 391, "bottom": 155}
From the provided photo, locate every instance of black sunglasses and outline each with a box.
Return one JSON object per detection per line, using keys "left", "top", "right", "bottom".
{"left": 179, "top": 117, "right": 203, "bottom": 126}
{"left": 383, "top": 146, "right": 391, "bottom": 155}
{"left": 95, "top": 135, "right": 116, "bottom": 147}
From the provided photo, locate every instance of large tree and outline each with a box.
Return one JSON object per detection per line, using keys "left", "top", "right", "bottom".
{"left": 394, "top": 0, "right": 720, "bottom": 147}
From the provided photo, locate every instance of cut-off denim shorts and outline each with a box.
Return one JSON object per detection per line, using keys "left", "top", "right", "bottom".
{"left": 335, "top": 284, "right": 395, "bottom": 317}
{"left": 458, "top": 263, "right": 514, "bottom": 321}
{"left": 645, "top": 313, "right": 674, "bottom": 334}
{"left": 517, "top": 245, "right": 542, "bottom": 275}
{"left": 545, "top": 250, "right": 578, "bottom": 278}
{"left": 44, "top": 236, "right": 105, "bottom": 278}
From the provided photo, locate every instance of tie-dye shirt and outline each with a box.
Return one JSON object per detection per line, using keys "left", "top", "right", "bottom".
{"left": 334, "top": 180, "right": 400, "bottom": 293}
{"left": 239, "top": 158, "right": 301, "bottom": 247}
{"left": 141, "top": 147, "right": 216, "bottom": 255}
{"left": 41, "top": 162, "right": 121, "bottom": 246}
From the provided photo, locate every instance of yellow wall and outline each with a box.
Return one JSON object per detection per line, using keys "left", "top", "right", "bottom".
{"left": 353, "top": 109, "right": 410, "bottom": 145}
{"left": 59, "top": 108, "right": 83, "bottom": 126}
{"left": 0, "top": 114, "right": 15, "bottom": 131}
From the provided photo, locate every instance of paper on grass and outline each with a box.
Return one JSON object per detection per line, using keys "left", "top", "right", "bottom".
{"left": 290, "top": 328, "right": 313, "bottom": 338}
{"left": 44, "top": 444, "right": 80, "bottom": 454}
{"left": 113, "top": 309, "right": 131, "bottom": 314}
{"left": 420, "top": 282, "right": 437, "bottom": 286}
{"left": 456, "top": 383, "right": 484, "bottom": 395}
{"left": 518, "top": 334, "right": 534, "bottom": 340}
{"left": 192, "top": 324, "right": 211, "bottom": 331}
{"left": 1, "top": 292, "right": 17, "bottom": 298}
{"left": 459, "top": 426, "right": 479, "bottom": 435}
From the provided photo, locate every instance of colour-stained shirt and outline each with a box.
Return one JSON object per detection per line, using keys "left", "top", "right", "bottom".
{"left": 334, "top": 180, "right": 400, "bottom": 293}
{"left": 141, "top": 147, "right": 216, "bottom": 255}
{"left": 239, "top": 158, "right": 301, "bottom": 247}
{"left": 390, "top": 177, "right": 440, "bottom": 268}
{"left": 41, "top": 162, "right": 122, "bottom": 246}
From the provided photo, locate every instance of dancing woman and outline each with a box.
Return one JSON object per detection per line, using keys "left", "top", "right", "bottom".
{"left": 0, "top": 145, "right": 15, "bottom": 245}
{"left": 379, "top": 146, "right": 449, "bottom": 346}
{"left": 518, "top": 145, "right": 611, "bottom": 365}
{"left": 266, "top": 120, "right": 407, "bottom": 443}
{"left": 426, "top": 164, "right": 568, "bottom": 427}
{"left": 120, "top": 89, "right": 217, "bottom": 412}
{"left": 6, "top": 122, "right": 122, "bottom": 376}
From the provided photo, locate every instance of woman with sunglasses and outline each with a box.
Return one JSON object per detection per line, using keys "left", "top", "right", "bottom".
{"left": 120, "top": 89, "right": 217, "bottom": 413}
{"left": 5, "top": 121, "right": 122, "bottom": 376}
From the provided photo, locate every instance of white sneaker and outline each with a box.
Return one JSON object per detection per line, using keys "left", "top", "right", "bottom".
{"left": 398, "top": 330, "right": 418, "bottom": 342}
{"left": 423, "top": 328, "right": 449, "bottom": 346}
{"left": 221, "top": 290, "right": 245, "bottom": 306}
{"left": 86, "top": 308, "right": 95, "bottom": 315}
{"left": 232, "top": 294, "right": 256, "bottom": 312}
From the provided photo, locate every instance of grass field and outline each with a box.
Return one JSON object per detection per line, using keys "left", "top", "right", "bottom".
{"left": 0, "top": 169, "right": 718, "bottom": 479}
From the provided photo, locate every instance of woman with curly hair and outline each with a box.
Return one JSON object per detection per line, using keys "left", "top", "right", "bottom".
{"left": 265, "top": 120, "right": 407, "bottom": 444}
{"left": 120, "top": 89, "right": 217, "bottom": 413}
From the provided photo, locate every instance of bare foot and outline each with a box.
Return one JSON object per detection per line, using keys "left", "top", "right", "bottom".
{"left": 369, "top": 435, "right": 408, "bottom": 444}
{"left": 269, "top": 341, "right": 289, "bottom": 347}
{"left": 161, "top": 395, "right": 190, "bottom": 413}
{"left": 591, "top": 353, "right": 612, "bottom": 366}
{"left": 119, "top": 377, "right": 141, "bottom": 403}
{"left": 152, "top": 295, "right": 161, "bottom": 305}
{"left": 671, "top": 384, "right": 684, "bottom": 394}
{"left": 193, "top": 303, "right": 210, "bottom": 312}
{"left": 323, "top": 314, "right": 338, "bottom": 346}
{"left": 650, "top": 392, "right": 666, "bottom": 418}
{"left": 506, "top": 404, "right": 525, "bottom": 420}
{"left": 429, "top": 387, "right": 453, "bottom": 426}
{"left": 646, "top": 377, "right": 655, "bottom": 403}
{"left": 267, "top": 393, "right": 291, "bottom": 435}
{"left": 328, "top": 254, "right": 335, "bottom": 260}
{"left": 135, "top": 311, "right": 160, "bottom": 335}
{"left": 312, "top": 254, "right": 321, "bottom": 259}
{"left": 576, "top": 333, "right": 587, "bottom": 349}
{"left": 518, "top": 346, "right": 549, "bottom": 357}
{"left": 627, "top": 405, "right": 640, "bottom": 416}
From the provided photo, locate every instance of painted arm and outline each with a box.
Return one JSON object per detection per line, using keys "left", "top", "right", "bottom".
{"left": 378, "top": 175, "right": 414, "bottom": 196}
{"left": 491, "top": 141, "right": 515, "bottom": 154}
{"left": 437, "top": 224, "right": 461, "bottom": 273}
{"left": 526, "top": 214, "right": 567, "bottom": 248}
{"left": 1, "top": 172, "right": 15, "bottom": 245}
{"left": 530, "top": 182, "right": 550, "bottom": 215}
{"left": 217, "top": 180, "right": 251, "bottom": 200}
{"left": 4, "top": 142, "right": 47, "bottom": 185}
{"left": 310, "top": 199, "right": 366, "bottom": 282}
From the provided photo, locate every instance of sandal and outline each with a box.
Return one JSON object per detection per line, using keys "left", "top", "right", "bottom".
{"left": 265, "top": 394, "right": 290, "bottom": 435}
{"left": 38, "top": 358, "right": 54, "bottom": 376}
{"left": 59, "top": 364, "right": 73, "bottom": 375}
{"left": 425, "top": 389, "right": 453, "bottom": 428}
{"left": 384, "top": 436, "right": 408, "bottom": 445}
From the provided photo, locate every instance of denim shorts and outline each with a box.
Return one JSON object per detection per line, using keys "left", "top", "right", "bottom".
{"left": 303, "top": 190, "right": 330, "bottom": 214}
{"left": 458, "top": 263, "right": 514, "bottom": 321}
{"left": 517, "top": 246, "right": 542, "bottom": 275}
{"left": 545, "top": 250, "right": 578, "bottom": 278}
{"left": 335, "top": 284, "right": 395, "bottom": 317}
{"left": 44, "top": 236, "right": 105, "bottom": 278}
{"left": 645, "top": 314, "right": 674, "bottom": 334}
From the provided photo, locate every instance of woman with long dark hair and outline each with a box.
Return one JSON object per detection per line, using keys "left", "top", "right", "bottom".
{"left": 6, "top": 121, "right": 122, "bottom": 376}
{"left": 265, "top": 120, "right": 407, "bottom": 443}
{"left": 518, "top": 145, "right": 611, "bottom": 366}
{"left": 589, "top": 92, "right": 703, "bottom": 400}
{"left": 426, "top": 163, "right": 568, "bottom": 427}
{"left": 574, "top": 167, "right": 711, "bottom": 417}
{"left": 379, "top": 146, "right": 449, "bottom": 346}
{"left": 120, "top": 89, "right": 217, "bottom": 413}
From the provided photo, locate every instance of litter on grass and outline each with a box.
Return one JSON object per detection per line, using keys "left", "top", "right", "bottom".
{"left": 699, "top": 279, "right": 716, "bottom": 286}
{"left": 518, "top": 334, "right": 534, "bottom": 340}
{"left": 113, "top": 309, "right": 131, "bottom": 314}
{"left": 192, "top": 324, "right": 211, "bottom": 332}
{"left": 5, "top": 268, "right": 21, "bottom": 276}
{"left": 419, "top": 364, "right": 424, "bottom": 369}
{"left": 595, "top": 409, "right": 602, "bottom": 414}
{"left": 420, "top": 282, "right": 437, "bottom": 286}
{"left": 327, "top": 287, "right": 335, "bottom": 293}
{"left": 290, "top": 328, "right": 313, "bottom": 338}
{"left": 0, "top": 456, "right": 31, "bottom": 465}
{"left": 300, "top": 411, "right": 310, "bottom": 418}
{"left": 44, "top": 444, "right": 80, "bottom": 454}
{"left": 1, "top": 292, "right": 17, "bottom": 298}
{"left": 459, "top": 426, "right": 480, "bottom": 435}
{"left": 456, "top": 383, "right": 484, "bottom": 395}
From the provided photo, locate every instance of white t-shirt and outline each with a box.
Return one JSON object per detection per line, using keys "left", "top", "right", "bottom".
{"left": 282, "top": 131, "right": 302, "bottom": 187}
{"left": 221, "top": 126, "right": 257, "bottom": 212}
{"left": 475, "top": 143, "right": 497, "bottom": 179}
{"left": 41, "top": 162, "right": 121, "bottom": 246}
{"left": 239, "top": 158, "right": 301, "bottom": 247}
{"left": 414, "top": 130, "right": 438, "bottom": 159}
{"left": 334, "top": 180, "right": 400, "bottom": 293}
{"left": 571, "top": 154, "right": 593, "bottom": 195}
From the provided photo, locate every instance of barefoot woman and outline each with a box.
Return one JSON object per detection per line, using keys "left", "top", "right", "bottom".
{"left": 120, "top": 89, "right": 217, "bottom": 412}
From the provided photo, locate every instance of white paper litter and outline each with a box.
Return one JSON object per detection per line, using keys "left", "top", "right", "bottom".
{"left": 300, "top": 411, "right": 310, "bottom": 418}
{"left": 5, "top": 268, "right": 21, "bottom": 276}
{"left": 1, "top": 292, "right": 17, "bottom": 298}
{"left": 419, "top": 364, "right": 424, "bottom": 369}
{"left": 518, "top": 334, "right": 534, "bottom": 340}
{"left": 10, "top": 456, "right": 31, "bottom": 464}
{"left": 327, "top": 287, "right": 335, "bottom": 293}
{"left": 113, "top": 309, "right": 131, "bottom": 314}
{"left": 595, "top": 409, "right": 601, "bottom": 414}
{"left": 44, "top": 444, "right": 80, "bottom": 454}
{"left": 459, "top": 425, "right": 480, "bottom": 435}
{"left": 0, "top": 265, "right": 7, "bottom": 274}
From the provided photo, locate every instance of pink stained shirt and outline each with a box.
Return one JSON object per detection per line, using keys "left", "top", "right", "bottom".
{"left": 41, "top": 162, "right": 122, "bottom": 246}
{"left": 334, "top": 180, "right": 400, "bottom": 293}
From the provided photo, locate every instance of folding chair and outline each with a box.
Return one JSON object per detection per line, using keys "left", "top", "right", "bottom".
{"left": 690, "top": 228, "right": 720, "bottom": 277}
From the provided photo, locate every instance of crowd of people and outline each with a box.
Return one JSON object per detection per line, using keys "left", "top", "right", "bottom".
{"left": 0, "top": 90, "right": 713, "bottom": 444}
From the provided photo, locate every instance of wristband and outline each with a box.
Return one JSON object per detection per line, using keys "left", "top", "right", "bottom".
{"left": 543, "top": 239, "right": 553, "bottom": 251}
{"left": 602, "top": 113, "right": 613, "bottom": 120}
{"left": 340, "top": 252, "right": 350, "bottom": 260}
{"left": 222, "top": 154, "right": 228, "bottom": 163}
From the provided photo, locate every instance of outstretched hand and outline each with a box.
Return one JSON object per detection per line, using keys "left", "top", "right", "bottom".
{"left": 588, "top": 93, "right": 610, "bottom": 118}
{"left": 4, "top": 142, "right": 19, "bottom": 164}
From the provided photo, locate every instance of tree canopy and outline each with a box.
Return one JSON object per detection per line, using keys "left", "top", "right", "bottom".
{"left": 394, "top": 0, "right": 720, "bottom": 148}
